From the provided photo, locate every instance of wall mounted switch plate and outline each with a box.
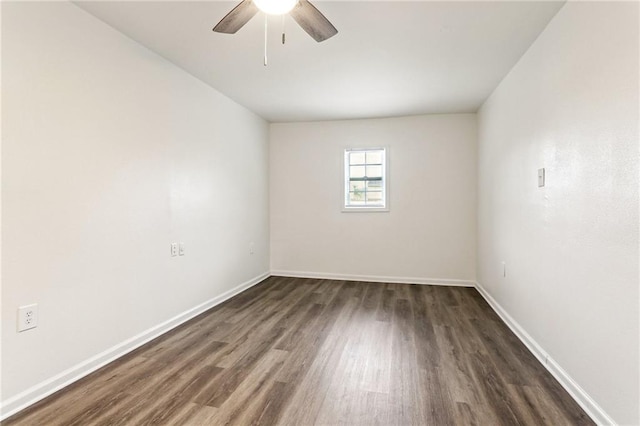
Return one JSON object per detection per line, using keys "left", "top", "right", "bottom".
{"left": 538, "top": 168, "right": 545, "bottom": 187}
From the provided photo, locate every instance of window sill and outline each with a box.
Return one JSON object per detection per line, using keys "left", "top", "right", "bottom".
{"left": 342, "top": 207, "right": 390, "bottom": 213}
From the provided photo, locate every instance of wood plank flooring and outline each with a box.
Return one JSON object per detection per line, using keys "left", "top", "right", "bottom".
{"left": 3, "top": 276, "right": 593, "bottom": 425}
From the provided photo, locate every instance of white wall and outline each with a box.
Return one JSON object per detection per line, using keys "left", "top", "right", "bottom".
{"left": 270, "top": 114, "right": 476, "bottom": 284}
{"left": 1, "top": 1, "right": 269, "bottom": 414}
{"left": 477, "top": 2, "right": 638, "bottom": 424}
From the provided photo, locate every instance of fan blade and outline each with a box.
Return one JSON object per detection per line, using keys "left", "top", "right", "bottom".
{"left": 213, "top": 0, "right": 259, "bottom": 34}
{"left": 290, "top": 0, "right": 337, "bottom": 42}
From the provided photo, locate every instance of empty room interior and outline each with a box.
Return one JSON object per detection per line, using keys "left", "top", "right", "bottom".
{"left": 1, "top": 0, "right": 638, "bottom": 425}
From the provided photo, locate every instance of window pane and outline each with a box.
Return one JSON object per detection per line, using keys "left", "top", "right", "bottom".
{"left": 349, "top": 191, "right": 365, "bottom": 202}
{"left": 366, "top": 191, "right": 383, "bottom": 203}
{"left": 349, "top": 152, "right": 365, "bottom": 165}
{"left": 349, "top": 181, "right": 365, "bottom": 191}
{"left": 350, "top": 165, "right": 365, "bottom": 178}
{"left": 366, "top": 151, "right": 383, "bottom": 164}
{"left": 366, "top": 180, "right": 382, "bottom": 190}
{"left": 366, "top": 165, "right": 382, "bottom": 178}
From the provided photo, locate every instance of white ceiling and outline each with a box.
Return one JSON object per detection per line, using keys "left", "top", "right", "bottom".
{"left": 75, "top": 1, "right": 564, "bottom": 122}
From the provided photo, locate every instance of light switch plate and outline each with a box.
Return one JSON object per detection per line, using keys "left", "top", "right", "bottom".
{"left": 538, "top": 168, "right": 545, "bottom": 187}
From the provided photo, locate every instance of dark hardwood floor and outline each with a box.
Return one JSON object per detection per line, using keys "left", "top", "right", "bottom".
{"left": 3, "top": 276, "right": 593, "bottom": 425}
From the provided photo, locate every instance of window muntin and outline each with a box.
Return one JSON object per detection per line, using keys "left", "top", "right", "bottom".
{"left": 344, "top": 148, "right": 387, "bottom": 210}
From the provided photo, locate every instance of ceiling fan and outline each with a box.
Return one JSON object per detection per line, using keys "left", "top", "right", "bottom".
{"left": 212, "top": 0, "right": 338, "bottom": 43}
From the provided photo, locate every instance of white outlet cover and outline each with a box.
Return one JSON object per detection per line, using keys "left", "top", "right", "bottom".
{"left": 179, "top": 242, "right": 185, "bottom": 256}
{"left": 18, "top": 304, "right": 38, "bottom": 332}
{"left": 171, "top": 243, "right": 178, "bottom": 257}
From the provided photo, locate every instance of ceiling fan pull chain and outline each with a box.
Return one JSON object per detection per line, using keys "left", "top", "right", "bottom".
{"left": 264, "top": 14, "right": 268, "bottom": 66}
{"left": 282, "top": 15, "right": 286, "bottom": 45}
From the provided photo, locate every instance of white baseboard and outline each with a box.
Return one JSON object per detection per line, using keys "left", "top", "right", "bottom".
{"left": 474, "top": 281, "right": 615, "bottom": 426}
{"left": 0, "top": 271, "right": 270, "bottom": 421}
{"left": 270, "top": 269, "right": 475, "bottom": 287}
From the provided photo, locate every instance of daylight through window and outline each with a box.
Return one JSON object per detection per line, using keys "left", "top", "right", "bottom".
{"left": 344, "top": 148, "right": 387, "bottom": 210}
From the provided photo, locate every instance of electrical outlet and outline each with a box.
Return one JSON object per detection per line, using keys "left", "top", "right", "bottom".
{"left": 179, "top": 242, "right": 185, "bottom": 256}
{"left": 18, "top": 304, "right": 38, "bottom": 332}
{"left": 538, "top": 168, "right": 545, "bottom": 187}
{"left": 171, "top": 243, "right": 178, "bottom": 257}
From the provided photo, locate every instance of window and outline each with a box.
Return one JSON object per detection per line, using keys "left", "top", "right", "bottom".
{"left": 343, "top": 148, "right": 388, "bottom": 211}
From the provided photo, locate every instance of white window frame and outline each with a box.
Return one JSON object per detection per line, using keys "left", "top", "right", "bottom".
{"left": 342, "top": 147, "right": 389, "bottom": 212}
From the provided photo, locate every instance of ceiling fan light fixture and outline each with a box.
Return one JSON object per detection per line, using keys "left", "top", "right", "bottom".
{"left": 213, "top": 0, "right": 337, "bottom": 42}
{"left": 253, "top": 0, "right": 297, "bottom": 15}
